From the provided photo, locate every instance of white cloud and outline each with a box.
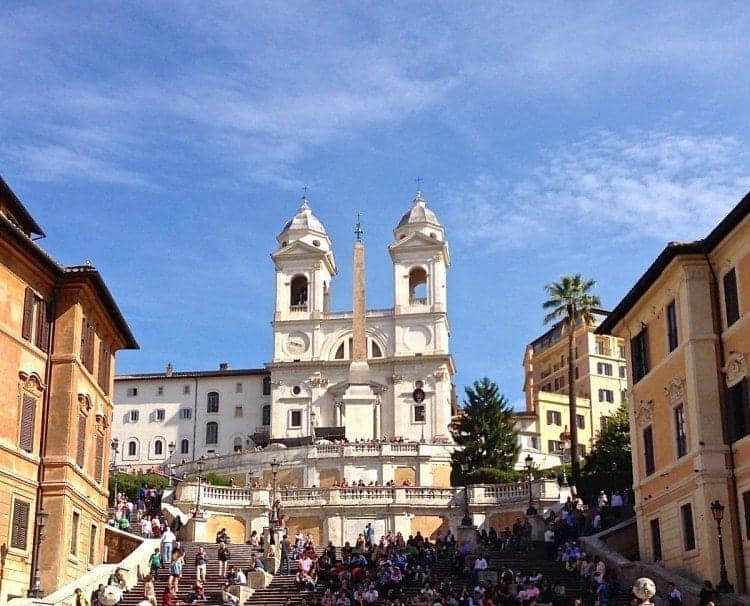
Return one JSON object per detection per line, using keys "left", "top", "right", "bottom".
{"left": 448, "top": 131, "right": 750, "bottom": 252}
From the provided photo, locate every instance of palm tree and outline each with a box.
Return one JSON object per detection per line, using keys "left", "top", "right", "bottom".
{"left": 543, "top": 274, "right": 601, "bottom": 485}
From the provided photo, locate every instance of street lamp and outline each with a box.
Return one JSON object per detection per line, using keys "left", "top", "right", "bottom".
{"left": 559, "top": 430, "right": 571, "bottom": 487}
{"left": 110, "top": 438, "right": 120, "bottom": 507}
{"left": 710, "top": 500, "right": 734, "bottom": 593}
{"left": 167, "top": 441, "right": 176, "bottom": 487}
{"left": 270, "top": 457, "right": 280, "bottom": 528}
{"left": 460, "top": 461, "right": 472, "bottom": 527}
{"left": 193, "top": 459, "right": 205, "bottom": 518}
{"left": 28, "top": 508, "right": 49, "bottom": 598}
{"left": 525, "top": 454, "right": 537, "bottom": 516}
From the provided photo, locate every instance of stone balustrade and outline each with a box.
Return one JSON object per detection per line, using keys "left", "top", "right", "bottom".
{"left": 175, "top": 479, "right": 560, "bottom": 509}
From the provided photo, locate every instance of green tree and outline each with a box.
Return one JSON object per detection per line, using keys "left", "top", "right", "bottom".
{"left": 543, "top": 274, "right": 601, "bottom": 485}
{"left": 450, "top": 378, "right": 520, "bottom": 483}
{"left": 580, "top": 404, "right": 632, "bottom": 494}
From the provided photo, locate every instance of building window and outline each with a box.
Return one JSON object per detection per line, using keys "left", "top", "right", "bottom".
{"left": 89, "top": 524, "right": 97, "bottom": 564}
{"left": 183, "top": 384, "right": 191, "bottom": 395}
{"left": 631, "top": 327, "right": 650, "bottom": 383}
{"left": 728, "top": 378, "right": 750, "bottom": 442}
{"left": 743, "top": 491, "right": 750, "bottom": 540}
{"left": 97, "top": 342, "right": 111, "bottom": 394}
{"left": 546, "top": 410, "right": 562, "bottom": 426}
{"left": 180, "top": 408, "right": 192, "bottom": 420}
{"left": 409, "top": 267, "right": 428, "bottom": 304}
{"left": 21, "top": 287, "right": 51, "bottom": 352}
{"left": 619, "top": 366, "right": 627, "bottom": 379}
{"left": 596, "top": 362, "right": 613, "bottom": 376}
{"left": 207, "top": 391, "right": 220, "bottom": 413}
{"left": 80, "top": 317, "right": 95, "bottom": 374}
{"left": 10, "top": 498, "right": 30, "bottom": 550}
{"left": 414, "top": 405, "right": 426, "bottom": 423}
{"left": 234, "top": 406, "right": 243, "bottom": 418}
{"left": 598, "top": 389, "right": 614, "bottom": 403}
{"left": 530, "top": 436, "right": 539, "bottom": 449}
{"left": 576, "top": 414, "right": 585, "bottom": 429}
{"left": 19, "top": 393, "right": 36, "bottom": 452}
{"left": 595, "top": 339, "right": 608, "bottom": 355}
{"left": 674, "top": 404, "right": 687, "bottom": 458}
{"left": 553, "top": 377, "right": 565, "bottom": 390}
{"left": 128, "top": 440, "right": 137, "bottom": 457}
{"left": 180, "top": 438, "right": 189, "bottom": 454}
{"left": 156, "top": 409, "right": 165, "bottom": 421}
{"left": 95, "top": 434, "right": 104, "bottom": 483}
{"left": 723, "top": 267, "right": 740, "bottom": 327}
{"left": 262, "top": 405, "right": 271, "bottom": 426}
{"left": 129, "top": 410, "right": 139, "bottom": 423}
{"left": 154, "top": 440, "right": 163, "bottom": 456}
{"left": 650, "top": 518, "right": 662, "bottom": 561}
{"left": 600, "top": 416, "right": 611, "bottom": 431}
{"left": 681, "top": 503, "right": 696, "bottom": 551}
{"left": 576, "top": 444, "right": 586, "bottom": 457}
{"left": 234, "top": 437, "right": 243, "bottom": 452}
{"left": 666, "top": 301, "right": 679, "bottom": 352}
{"left": 548, "top": 440, "right": 563, "bottom": 453}
{"left": 206, "top": 422, "right": 218, "bottom": 444}
{"left": 236, "top": 382, "right": 243, "bottom": 394}
{"left": 262, "top": 376, "right": 271, "bottom": 396}
{"left": 71, "top": 511, "right": 80, "bottom": 556}
{"left": 289, "top": 410, "right": 302, "bottom": 428}
{"left": 643, "top": 425, "right": 655, "bottom": 476}
{"left": 76, "top": 414, "right": 87, "bottom": 468}
{"left": 126, "top": 388, "right": 138, "bottom": 397}
{"left": 290, "top": 275, "right": 309, "bottom": 310}
{"left": 371, "top": 341, "right": 383, "bottom": 358}
{"left": 157, "top": 386, "right": 164, "bottom": 396}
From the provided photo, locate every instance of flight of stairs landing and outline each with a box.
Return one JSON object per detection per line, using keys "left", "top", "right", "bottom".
{"left": 119, "top": 541, "right": 263, "bottom": 606}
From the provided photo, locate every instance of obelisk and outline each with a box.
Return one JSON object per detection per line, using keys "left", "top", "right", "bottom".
{"left": 349, "top": 220, "right": 370, "bottom": 384}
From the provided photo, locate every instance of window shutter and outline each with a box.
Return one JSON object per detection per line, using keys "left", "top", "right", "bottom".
{"left": 80, "top": 317, "right": 88, "bottom": 362}
{"left": 10, "top": 499, "right": 30, "bottom": 549}
{"left": 38, "top": 299, "right": 51, "bottom": 352}
{"left": 85, "top": 323, "right": 96, "bottom": 373}
{"left": 76, "top": 414, "right": 87, "bottom": 468}
{"left": 19, "top": 394, "right": 36, "bottom": 452}
{"left": 22, "top": 287, "right": 34, "bottom": 340}
{"left": 95, "top": 434, "right": 104, "bottom": 482}
{"left": 98, "top": 341, "right": 109, "bottom": 390}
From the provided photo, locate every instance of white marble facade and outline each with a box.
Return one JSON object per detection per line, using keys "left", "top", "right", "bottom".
{"left": 113, "top": 192, "right": 455, "bottom": 470}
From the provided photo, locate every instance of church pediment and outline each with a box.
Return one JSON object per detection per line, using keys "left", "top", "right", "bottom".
{"left": 389, "top": 232, "right": 450, "bottom": 264}
{"left": 272, "top": 241, "right": 337, "bottom": 274}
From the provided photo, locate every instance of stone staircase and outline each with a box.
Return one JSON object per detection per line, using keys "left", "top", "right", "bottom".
{"left": 119, "top": 541, "right": 264, "bottom": 605}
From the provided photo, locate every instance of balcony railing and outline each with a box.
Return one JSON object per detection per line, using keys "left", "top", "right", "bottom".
{"left": 175, "top": 480, "right": 560, "bottom": 509}
{"left": 410, "top": 297, "right": 428, "bottom": 305}
{"left": 290, "top": 304, "right": 308, "bottom": 312}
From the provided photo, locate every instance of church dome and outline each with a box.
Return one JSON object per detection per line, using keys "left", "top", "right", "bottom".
{"left": 281, "top": 199, "right": 327, "bottom": 235}
{"left": 394, "top": 191, "right": 444, "bottom": 241}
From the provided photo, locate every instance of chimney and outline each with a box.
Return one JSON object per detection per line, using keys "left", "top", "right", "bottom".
{"left": 219, "top": 362, "right": 229, "bottom": 371}
{"left": 166, "top": 362, "right": 173, "bottom": 377}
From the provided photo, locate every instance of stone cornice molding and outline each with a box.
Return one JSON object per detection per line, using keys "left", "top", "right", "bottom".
{"left": 635, "top": 399, "right": 654, "bottom": 427}
{"left": 724, "top": 351, "right": 747, "bottom": 388}
{"left": 18, "top": 370, "right": 46, "bottom": 395}
{"left": 664, "top": 377, "right": 686, "bottom": 406}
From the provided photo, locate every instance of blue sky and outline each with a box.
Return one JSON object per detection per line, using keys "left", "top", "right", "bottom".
{"left": 3, "top": 2, "right": 750, "bottom": 407}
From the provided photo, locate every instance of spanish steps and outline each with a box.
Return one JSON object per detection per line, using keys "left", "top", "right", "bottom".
{"left": 117, "top": 538, "right": 633, "bottom": 605}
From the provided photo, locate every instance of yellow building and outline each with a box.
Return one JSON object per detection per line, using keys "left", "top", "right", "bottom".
{"left": 0, "top": 177, "right": 137, "bottom": 601}
{"left": 522, "top": 312, "right": 626, "bottom": 459}
{"left": 598, "top": 190, "right": 750, "bottom": 591}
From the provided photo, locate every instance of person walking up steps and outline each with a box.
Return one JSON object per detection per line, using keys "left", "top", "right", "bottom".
{"left": 194, "top": 546, "right": 208, "bottom": 583}
{"left": 160, "top": 526, "right": 176, "bottom": 569}
{"left": 218, "top": 541, "right": 231, "bottom": 577}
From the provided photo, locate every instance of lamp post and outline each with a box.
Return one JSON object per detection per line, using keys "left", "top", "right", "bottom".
{"left": 270, "top": 457, "right": 280, "bottom": 528}
{"left": 559, "top": 430, "right": 571, "bottom": 486}
{"left": 110, "top": 438, "right": 120, "bottom": 507}
{"left": 525, "top": 454, "right": 537, "bottom": 516}
{"left": 28, "top": 508, "right": 49, "bottom": 598}
{"left": 167, "top": 441, "right": 176, "bottom": 487}
{"left": 460, "top": 461, "right": 472, "bottom": 527}
{"left": 193, "top": 459, "right": 205, "bottom": 518}
{"left": 710, "top": 500, "right": 734, "bottom": 593}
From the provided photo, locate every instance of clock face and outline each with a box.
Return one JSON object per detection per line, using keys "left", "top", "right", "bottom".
{"left": 285, "top": 332, "right": 309, "bottom": 355}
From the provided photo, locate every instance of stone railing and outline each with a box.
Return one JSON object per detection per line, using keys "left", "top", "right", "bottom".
{"left": 176, "top": 480, "right": 559, "bottom": 509}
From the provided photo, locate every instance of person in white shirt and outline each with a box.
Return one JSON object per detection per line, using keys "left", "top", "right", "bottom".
{"left": 141, "top": 517, "right": 152, "bottom": 538}
{"left": 160, "top": 527, "right": 176, "bottom": 565}
{"left": 234, "top": 568, "right": 247, "bottom": 586}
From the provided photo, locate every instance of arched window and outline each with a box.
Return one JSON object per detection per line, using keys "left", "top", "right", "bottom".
{"left": 154, "top": 439, "right": 163, "bottom": 456}
{"left": 207, "top": 391, "right": 219, "bottom": 413}
{"left": 262, "top": 376, "right": 271, "bottom": 396}
{"left": 335, "top": 342, "right": 345, "bottom": 359}
{"left": 262, "top": 405, "right": 271, "bottom": 426}
{"left": 233, "top": 437, "right": 243, "bottom": 452}
{"left": 409, "top": 267, "right": 428, "bottom": 304}
{"left": 371, "top": 341, "right": 383, "bottom": 358}
{"left": 290, "top": 275, "right": 309, "bottom": 310}
{"left": 128, "top": 440, "right": 137, "bottom": 457}
{"left": 180, "top": 438, "right": 189, "bottom": 454}
{"left": 206, "top": 422, "right": 218, "bottom": 444}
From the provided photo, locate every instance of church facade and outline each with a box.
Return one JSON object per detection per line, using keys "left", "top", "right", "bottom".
{"left": 113, "top": 192, "right": 456, "bottom": 480}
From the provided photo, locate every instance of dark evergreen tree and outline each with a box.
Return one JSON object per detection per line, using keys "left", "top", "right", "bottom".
{"left": 580, "top": 403, "right": 632, "bottom": 492}
{"left": 450, "top": 377, "right": 520, "bottom": 484}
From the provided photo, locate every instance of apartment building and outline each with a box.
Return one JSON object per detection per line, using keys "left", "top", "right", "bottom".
{"left": 597, "top": 190, "right": 750, "bottom": 590}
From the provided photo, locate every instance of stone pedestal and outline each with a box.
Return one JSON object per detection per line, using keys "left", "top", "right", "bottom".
{"left": 185, "top": 513, "right": 208, "bottom": 541}
{"left": 456, "top": 525, "right": 478, "bottom": 553}
{"left": 249, "top": 570, "right": 274, "bottom": 589}
{"left": 229, "top": 585, "right": 254, "bottom": 602}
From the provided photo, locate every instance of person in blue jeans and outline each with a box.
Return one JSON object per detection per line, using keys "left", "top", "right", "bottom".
{"left": 160, "top": 527, "right": 176, "bottom": 568}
